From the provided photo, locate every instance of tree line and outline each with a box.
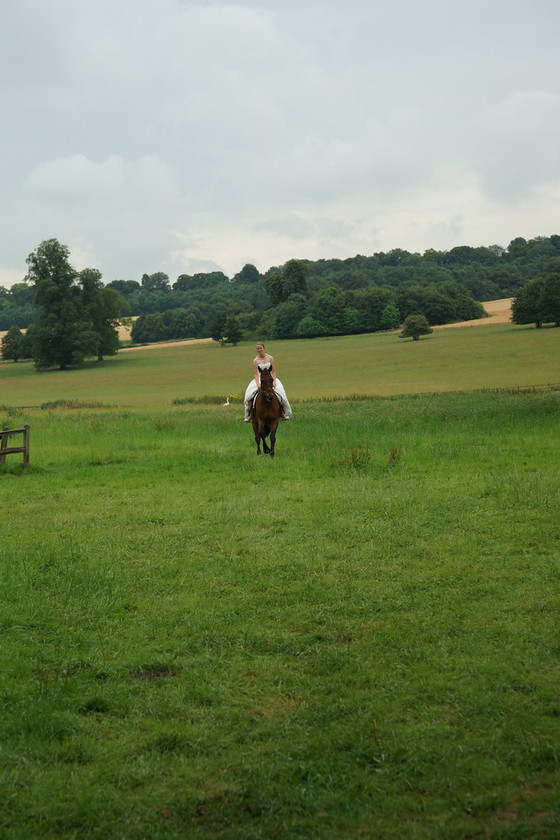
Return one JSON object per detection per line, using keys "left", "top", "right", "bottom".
{"left": 2, "top": 236, "right": 560, "bottom": 366}
{"left": 125, "top": 236, "right": 560, "bottom": 343}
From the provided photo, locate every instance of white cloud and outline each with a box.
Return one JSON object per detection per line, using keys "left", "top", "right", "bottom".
{"left": 23, "top": 154, "right": 180, "bottom": 207}
{"left": 1, "top": 0, "right": 559, "bottom": 286}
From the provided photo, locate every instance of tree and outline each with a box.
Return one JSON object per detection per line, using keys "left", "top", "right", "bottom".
{"left": 171, "top": 306, "right": 204, "bottom": 338}
{"left": 1, "top": 326, "right": 25, "bottom": 361}
{"left": 209, "top": 309, "right": 228, "bottom": 343}
{"left": 223, "top": 314, "right": 243, "bottom": 345}
{"left": 234, "top": 264, "right": 260, "bottom": 284}
{"left": 25, "top": 239, "right": 98, "bottom": 369}
{"left": 264, "top": 268, "right": 284, "bottom": 307}
{"left": 398, "top": 285, "right": 455, "bottom": 325}
{"left": 79, "top": 268, "right": 129, "bottom": 361}
{"left": 173, "top": 271, "right": 228, "bottom": 292}
{"left": 310, "top": 285, "right": 347, "bottom": 334}
{"left": 296, "top": 315, "right": 328, "bottom": 338}
{"left": 342, "top": 306, "right": 362, "bottom": 334}
{"left": 265, "top": 260, "right": 309, "bottom": 307}
{"left": 379, "top": 301, "right": 401, "bottom": 330}
{"left": 20, "top": 325, "right": 35, "bottom": 359}
{"left": 511, "top": 278, "right": 545, "bottom": 327}
{"left": 141, "top": 272, "right": 170, "bottom": 292}
{"left": 282, "top": 259, "right": 309, "bottom": 298}
{"left": 131, "top": 312, "right": 161, "bottom": 343}
{"left": 539, "top": 273, "right": 560, "bottom": 325}
{"left": 354, "top": 286, "right": 395, "bottom": 332}
{"left": 506, "top": 237, "right": 528, "bottom": 260}
{"left": 399, "top": 314, "right": 433, "bottom": 341}
{"left": 273, "top": 294, "right": 308, "bottom": 338}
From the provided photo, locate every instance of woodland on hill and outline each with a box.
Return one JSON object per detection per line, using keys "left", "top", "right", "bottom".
{"left": 1, "top": 235, "right": 560, "bottom": 364}
{"left": 112, "top": 234, "right": 560, "bottom": 342}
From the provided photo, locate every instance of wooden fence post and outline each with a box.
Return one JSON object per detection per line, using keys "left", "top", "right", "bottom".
{"left": 23, "top": 425, "right": 30, "bottom": 467}
{"left": 0, "top": 426, "right": 7, "bottom": 466}
{"left": 0, "top": 425, "right": 30, "bottom": 467}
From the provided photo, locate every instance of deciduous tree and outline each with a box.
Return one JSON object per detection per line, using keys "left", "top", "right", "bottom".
{"left": 539, "top": 273, "right": 560, "bottom": 326}
{"left": 399, "top": 314, "right": 433, "bottom": 341}
{"left": 224, "top": 314, "right": 243, "bottom": 345}
{"left": 80, "top": 268, "right": 129, "bottom": 360}
{"left": 26, "top": 239, "right": 98, "bottom": 369}
{"left": 1, "top": 326, "right": 25, "bottom": 361}
{"left": 511, "top": 278, "right": 545, "bottom": 327}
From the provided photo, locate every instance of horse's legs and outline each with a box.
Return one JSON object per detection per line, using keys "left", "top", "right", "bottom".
{"left": 269, "top": 420, "right": 278, "bottom": 458}
{"left": 252, "top": 421, "right": 261, "bottom": 455}
{"left": 260, "top": 425, "right": 270, "bottom": 454}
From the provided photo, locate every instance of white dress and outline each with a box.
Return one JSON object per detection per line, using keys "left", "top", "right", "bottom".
{"left": 244, "top": 363, "right": 292, "bottom": 419}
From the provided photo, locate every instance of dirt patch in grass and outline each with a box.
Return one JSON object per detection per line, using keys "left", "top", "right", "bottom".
{"left": 433, "top": 298, "right": 512, "bottom": 329}
{"left": 120, "top": 335, "right": 215, "bottom": 351}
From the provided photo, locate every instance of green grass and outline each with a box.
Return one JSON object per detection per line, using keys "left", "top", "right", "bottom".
{"left": 1, "top": 327, "right": 559, "bottom": 838}
{"left": 1, "top": 322, "right": 559, "bottom": 410}
{"left": 1, "top": 392, "right": 559, "bottom": 839}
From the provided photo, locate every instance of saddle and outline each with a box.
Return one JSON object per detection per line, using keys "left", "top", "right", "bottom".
{"left": 249, "top": 391, "right": 285, "bottom": 420}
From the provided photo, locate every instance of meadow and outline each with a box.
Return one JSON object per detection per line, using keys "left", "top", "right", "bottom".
{"left": 1, "top": 321, "right": 559, "bottom": 410}
{"left": 1, "top": 323, "right": 559, "bottom": 839}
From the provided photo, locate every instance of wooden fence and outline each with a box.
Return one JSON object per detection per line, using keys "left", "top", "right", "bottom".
{"left": 0, "top": 425, "right": 30, "bottom": 467}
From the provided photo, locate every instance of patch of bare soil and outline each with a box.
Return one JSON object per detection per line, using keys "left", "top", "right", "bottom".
{"left": 120, "top": 335, "right": 214, "bottom": 351}
{"left": 433, "top": 298, "right": 512, "bottom": 329}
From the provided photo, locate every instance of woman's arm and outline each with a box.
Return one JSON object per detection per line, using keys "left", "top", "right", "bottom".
{"left": 270, "top": 356, "right": 277, "bottom": 387}
{"left": 253, "top": 360, "right": 260, "bottom": 387}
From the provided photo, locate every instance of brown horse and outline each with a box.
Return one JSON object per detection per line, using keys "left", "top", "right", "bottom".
{"left": 251, "top": 366, "right": 282, "bottom": 457}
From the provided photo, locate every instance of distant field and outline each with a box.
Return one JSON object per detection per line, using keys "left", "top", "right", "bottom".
{"left": 433, "top": 297, "right": 512, "bottom": 328}
{"left": 1, "top": 314, "right": 558, "bottom": 411}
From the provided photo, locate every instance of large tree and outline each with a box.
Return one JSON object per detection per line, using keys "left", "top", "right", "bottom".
{"left": 80, "top": 268, "right": 129, "bottom": 360}
{"left": 511, "top": 277, "right": 545, "bottom": 327}
{"left": 223, "top": 314, "right": 243, "bottom": 345}
{"left": 26, "top": 239, "right": 98, "bottom": 369}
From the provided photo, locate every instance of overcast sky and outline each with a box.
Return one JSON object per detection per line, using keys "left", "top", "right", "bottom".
{"left": 1, "top": 0, "right": 559, "bottom": 287}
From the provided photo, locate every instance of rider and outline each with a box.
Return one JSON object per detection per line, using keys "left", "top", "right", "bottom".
{"left": 243, "top": 342, "right": 292, "bottom": 421}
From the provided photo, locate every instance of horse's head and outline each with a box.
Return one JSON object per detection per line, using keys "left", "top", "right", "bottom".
{"left": 259, "top": 366, "right": 275, "bottom": 398}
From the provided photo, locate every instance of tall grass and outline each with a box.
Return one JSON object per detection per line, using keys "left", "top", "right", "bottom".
{"left": 1, "top": 390, "right": 559, "bottom": 839}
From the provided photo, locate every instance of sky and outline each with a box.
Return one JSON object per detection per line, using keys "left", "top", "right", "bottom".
{"left": 1, "top": 0, "right": 559, "bottom": 288}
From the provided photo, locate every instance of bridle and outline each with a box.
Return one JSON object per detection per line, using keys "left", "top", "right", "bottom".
{"left": 258, "top": 385, "right": 275, "bottom": 403}
{"left": 258, "top": 371, "right": 275, "bottom": 403}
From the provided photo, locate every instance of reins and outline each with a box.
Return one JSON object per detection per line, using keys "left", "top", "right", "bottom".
{"left": 258, "top": 387, "right": 275, "bottom": 403}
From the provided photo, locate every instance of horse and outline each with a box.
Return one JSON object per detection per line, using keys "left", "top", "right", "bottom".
{"left": 251, "top": 365, "right": 282, "bottom": 457}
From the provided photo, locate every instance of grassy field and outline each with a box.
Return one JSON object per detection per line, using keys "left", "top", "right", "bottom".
{"left": 1, "top": 326, "right": 559, "bottom": 839}
{"left": 1, "top": 321, "right": 559, "bottom": 410}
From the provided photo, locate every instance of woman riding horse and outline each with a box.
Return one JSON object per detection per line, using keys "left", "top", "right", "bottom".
{"left": 243, "top": 342, "right": 292, "bottom": 422}
{"left": 251, "top": 364, "right": 282, "bottom": 457}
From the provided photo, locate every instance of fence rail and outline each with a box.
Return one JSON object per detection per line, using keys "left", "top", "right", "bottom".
{"left": 0, "top": 425, "right": 30, "bottom": 467}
